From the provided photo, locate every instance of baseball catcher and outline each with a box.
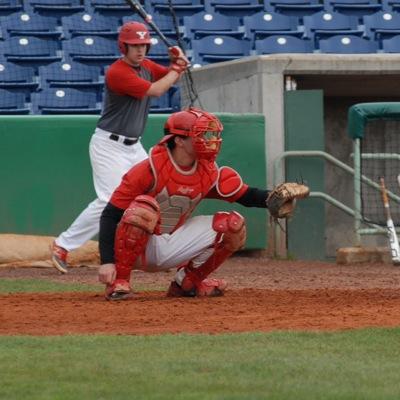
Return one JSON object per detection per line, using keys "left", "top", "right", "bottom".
{"left": 98, "top": 108, "right": 309, "bottom": 300}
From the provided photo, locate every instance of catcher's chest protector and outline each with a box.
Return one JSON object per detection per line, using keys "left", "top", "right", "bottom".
{"left": 148, "top": 145, "right": 218, "bottom": 233}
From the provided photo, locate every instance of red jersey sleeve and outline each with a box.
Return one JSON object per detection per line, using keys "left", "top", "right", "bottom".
{"left": 110, "top": 159, "right": 155, "bottom": 209}
{"left": 206, "top": 184, "right": 249, "bottom": 203}
{"left": 106, "top": 59, "right": 152, "bottom": 99}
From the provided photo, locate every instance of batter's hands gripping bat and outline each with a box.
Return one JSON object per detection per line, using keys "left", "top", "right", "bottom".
{"left": 379, "top": 176, "right": 400, "bottom": 265}
{"left": 123, "top": 0, "right": 188, "bottom": 66}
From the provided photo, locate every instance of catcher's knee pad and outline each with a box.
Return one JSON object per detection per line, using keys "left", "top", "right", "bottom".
{"left": 212, "top": 211, "right": 246, "bottom": 252}
{"left": 115, "top": 195, "right": 160, "bottom": 280}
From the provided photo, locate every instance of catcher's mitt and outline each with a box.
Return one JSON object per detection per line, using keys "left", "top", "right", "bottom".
{"left": 266, "top": 182, "right": 310, "bottom": 219}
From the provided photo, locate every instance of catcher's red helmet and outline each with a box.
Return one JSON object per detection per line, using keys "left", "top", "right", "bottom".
{"left": 118, "top": 21, "right": 151, "bottom": 55}
{"left": 162, "top": 108, "right": 223, "bottom": 160}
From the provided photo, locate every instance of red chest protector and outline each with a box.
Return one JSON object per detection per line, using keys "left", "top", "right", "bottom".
{"left": 147, "top": 145, "right": 219, "bottom": 233}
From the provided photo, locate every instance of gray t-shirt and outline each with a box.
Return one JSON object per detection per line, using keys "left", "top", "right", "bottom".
{"left": 97, "top": 58, "right": 167, "bottom": 138}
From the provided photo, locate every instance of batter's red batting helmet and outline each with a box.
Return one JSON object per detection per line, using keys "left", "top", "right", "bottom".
{"left": 162, "top": 108, "right": 223, "bottom": 160}
{"left": 118, "top": 21, "right": 151, "bottom": 55}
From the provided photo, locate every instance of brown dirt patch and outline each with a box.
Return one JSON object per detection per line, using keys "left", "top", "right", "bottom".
{"left": 1, "top": 256, "right": 400, "bottom": 335}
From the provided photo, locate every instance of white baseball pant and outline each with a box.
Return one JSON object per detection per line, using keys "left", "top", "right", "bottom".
{"left": 55, "top": 128, "right": 148, "bottom": 251}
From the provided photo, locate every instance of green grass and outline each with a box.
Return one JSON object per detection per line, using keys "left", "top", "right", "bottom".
{"left": 1, "top": 329, "right": 400, "bottom": 400}
{"left": 0, "top": 278, "right": 99, "bottom": 293}
{"left": 0, "top": 279, "right": 164, "bottom": 293}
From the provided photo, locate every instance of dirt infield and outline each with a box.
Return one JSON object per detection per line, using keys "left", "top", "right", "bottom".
{"left": 1, "top": 256, "right": 400, "bottom": 335}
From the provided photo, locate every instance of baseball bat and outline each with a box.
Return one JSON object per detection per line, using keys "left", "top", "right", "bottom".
{"left": 379, "top": 176, "right": 400, "bottom": 265}
{"left": 123, "top": 0, "right": 174, "bottom": 48}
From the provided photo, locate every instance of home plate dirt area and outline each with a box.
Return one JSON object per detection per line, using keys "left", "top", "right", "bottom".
{"left": 1, "top": 256, "right": 400, "bottom": 335}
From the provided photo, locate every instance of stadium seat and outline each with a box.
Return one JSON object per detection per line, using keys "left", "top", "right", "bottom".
{"left": 182, "top": 12, "right": 243, "bottom": 40}
{"left": 255, "top": 35, "right": 313, "bottom": 53}
{"left": 204, "top": 0, "right": 263, "bottom": 18}
{"left": 0, "top": 89, "right": 30, "bottom": 114}
{"left": 191, "top": 35, "right": 252, "bottom": 66}
{"left": 62, "top": 36, "right": 120, "bottom": 66}
{"left": 303, "top": 11, "right": 363, "bottom": 44}
{"left": 0, "top": 37, "right": 61, "bottom": 68}
{"left": 147, "top": 37, "right": 173, "bottom": 65}
{"left": 122, "top": 13, "right": 176, "bottom": 35}
{"left": 88, "top": 0, "right": 143, "bottom": 17}
{"left": 148, "top": 0, "right": 205, "bottom": 23}
{"left": 265, "top": 0, "right": 324, "bottom": 21}
{"left": 243, "top": 11, "right": 301, "bottom": 42}
{"left": 0, "top": 0, "right": 23, "bottom": 17}
{"left": 31, "top": 87, "right": 101, "bottom": 114}
{"left": 319, "top": 34, "right": 379, "bottom": 53}
{"left": 327, "top": 0, "right": 382, "bottom": 20}
{"left": 61, "top": 12, "right": 120, "bottom": 39}
{"left": 0, "top": 61, "right": 38, "bottom": 99}
{"left": 382, "top": 34, "right": 400, "bottom": 52}
{"left": 0, "top": 12, "right": 61, "bottom": 39}
{"left": 149, "top": 94, "right": 172, "bottom": 113}
{"left": 38, "top": 61, "right": 103, "bottom": 100}
{"left": 364, "top": 11, "right": 400, "bottom": 41}
{"left": 169, "top": 86, "right": 180, "bottom": 111}
{"left": 25, "top": 0, "right": 85, "bottom": 19}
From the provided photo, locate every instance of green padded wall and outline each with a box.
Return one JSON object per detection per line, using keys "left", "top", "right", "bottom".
{"left": 284, "top": 90, "right": 325, "bottom": 259}
{"left": 0, "top": 114, "right": 266, "bottom": 249}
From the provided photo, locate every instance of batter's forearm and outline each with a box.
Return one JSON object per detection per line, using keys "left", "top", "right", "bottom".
{"left": 146, "top": 70, "right": 181, "bottom": 97}
{"left": 99, "top": 203, "right": 124, "bottom": 264}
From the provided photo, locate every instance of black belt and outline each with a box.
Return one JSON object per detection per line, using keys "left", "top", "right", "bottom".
{"left": 109, "top": 133, "right": 139, "bottom": 146}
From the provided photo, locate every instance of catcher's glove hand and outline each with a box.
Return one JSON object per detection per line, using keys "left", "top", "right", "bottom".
{"left": 266, "top": 182, "right": 310, "bottom": 219}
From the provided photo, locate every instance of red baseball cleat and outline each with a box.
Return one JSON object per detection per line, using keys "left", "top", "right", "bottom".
{"left": 167, "top": 277, "right": 227, "bottom": 297}
{"left": 105, "top": 279, "right": 134, "bottom": 301}
{"left": 51, "top": 242, "right": 69, "bottom": 274}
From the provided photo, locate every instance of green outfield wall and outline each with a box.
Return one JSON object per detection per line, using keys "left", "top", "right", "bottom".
{"left": 0, "top": 114, "right": 266, "bottom": 249}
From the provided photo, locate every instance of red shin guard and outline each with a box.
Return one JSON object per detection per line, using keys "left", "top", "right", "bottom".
{"left": 183, "top": 211, "right": 246, "bottom": 288}
{"left": 114, "top": 195, "right": 160, "bottom": 281}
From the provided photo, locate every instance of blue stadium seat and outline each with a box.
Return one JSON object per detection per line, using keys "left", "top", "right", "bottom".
{"left": 62, "top": 36, "right": 120, "bottom": 66}
{"left": 255, "top": 35, "right": 313, "bottom": 53}
{"left": 25, "top": 0, "right": 85, "bottom": 19}
{"left": 169, "top": 86, "right": 180, "bottom": 111}
{"left": 204, "top": 0, "right": 263, "bottom": 18}
{"left": 31, "top": 87, "right": 101, "bottom": 114}
{"left": 0, "top": 0, "right": 23, "bottom": 17}
{"left": 191, "top": 35, "right": 252, "bottom": 66}
{"left": 39, "top": 61, "right": 103, "bottom": 100}
{"left": 0, "top": 37, "right": 61, "bottom": 68}
{"left": 61, "top": 12, "right": 120, "bottom": 39}
{"left": 0, "top": 89, "right": 30, "bottom": 114}
{"left": 150, "top": 94, "right": 172, "bottom": 113}
{"left": 0, "top": 12, "right": 61, "bottom": 39}
{"left": 88, "top": 0, "right": 144, "bottom": 17}
{"left": 243, "top": 11, "right": 301, "bottom": 42}
{"left": 147, "top": 37, "right": 174, "bottom": 65}
{"left": 382, "top": 34, "right": 400, "bottom": 52}
{"left": 327, "top": 0, "right": 382, "bottom": 20}
{"left": 265, "top": 0, "right": 324, "bottom": 20}
{"left": 319, "top": 34, "right": 379, "bottom": 53}
{"left": 0, "top": 61, "right": 38, "bottom": 99}
{"left": 122, "top": 13, "right": 175, "bottom": 35}
{"left": 182, "top": 12, "right": 243, "bottom": 40}
{"left": 364, "top": 11, "right": 400, "bottom": 41}
{"left": 303, "top": 11, "right": 363, "bottom": 44}
{"left": 148, "top": 0, "right": 205, "bottom": 23}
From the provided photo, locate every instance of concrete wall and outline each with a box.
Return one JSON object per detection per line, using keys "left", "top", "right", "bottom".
{"left": 182, "top": 54, "right": 400, "bottom": 257}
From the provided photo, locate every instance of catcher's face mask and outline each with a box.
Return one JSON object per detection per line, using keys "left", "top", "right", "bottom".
{"left": 162, "top": 107, "right": 223, "bottom": 160}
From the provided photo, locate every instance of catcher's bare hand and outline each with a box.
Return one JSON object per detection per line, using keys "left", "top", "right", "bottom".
{"left": 266, "top": 182, "right": 310, "bottom": 219}
{"left": 98, "top": 263, "right": 116, "bottom": 284}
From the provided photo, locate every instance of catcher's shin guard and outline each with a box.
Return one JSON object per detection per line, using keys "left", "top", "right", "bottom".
{"left": 178, "top": 211, "right": 246, "bottom": 296}
{"left": 114, "top": 195, "right": 160, "bottom": 281}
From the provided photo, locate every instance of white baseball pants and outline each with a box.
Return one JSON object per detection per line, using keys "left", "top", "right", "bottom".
{"left": 55, "top": 128, "right": 148, "bottom": 251}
